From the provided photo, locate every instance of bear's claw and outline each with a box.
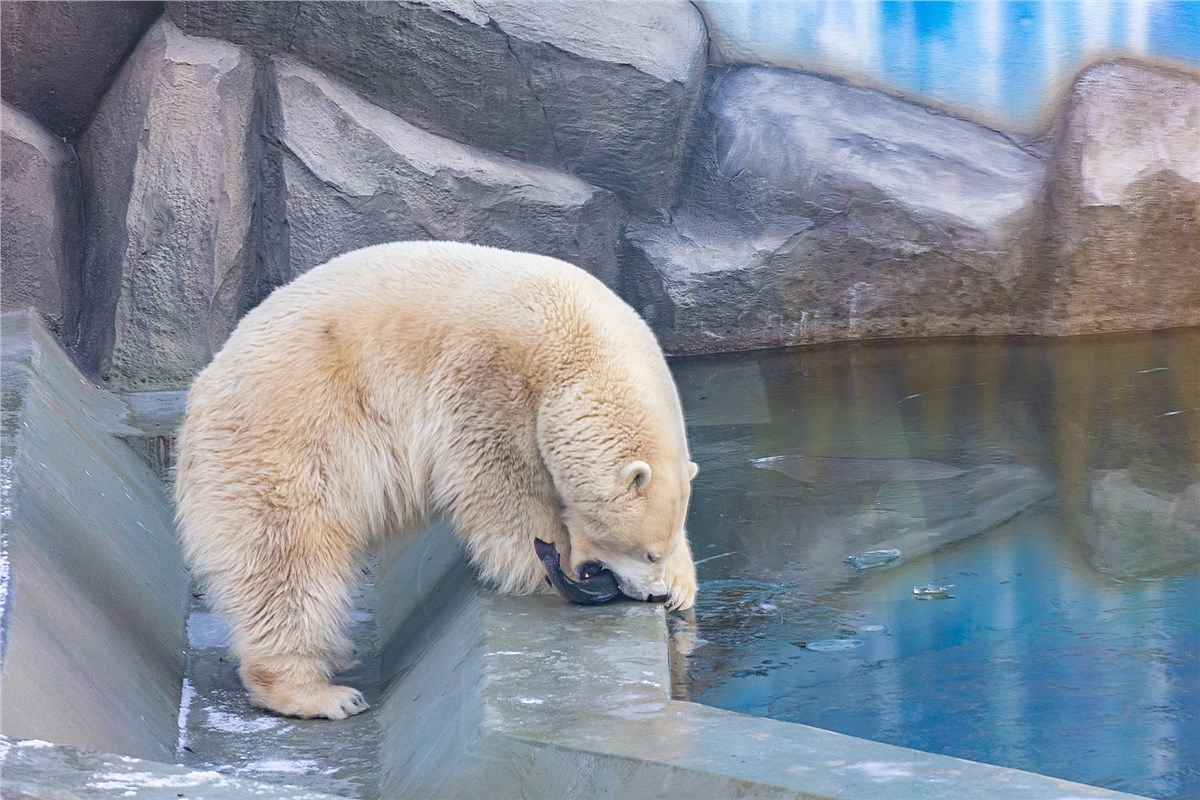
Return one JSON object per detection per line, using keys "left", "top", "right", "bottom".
{"left": 534, "top": 539, "right": 622, "bottom": 604}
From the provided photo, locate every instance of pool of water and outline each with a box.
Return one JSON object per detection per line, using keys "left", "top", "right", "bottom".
{"left": 670, "top": 329, "right": 1200, "bottom": 800}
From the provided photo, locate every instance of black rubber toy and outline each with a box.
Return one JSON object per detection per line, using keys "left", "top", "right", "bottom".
{"left": 534, "top": 538, "right": 622, "bottom": 604}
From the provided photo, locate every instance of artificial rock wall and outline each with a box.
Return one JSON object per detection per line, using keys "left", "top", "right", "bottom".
{"left": 2, "top": 1, "right": 1198, "bottom": 391}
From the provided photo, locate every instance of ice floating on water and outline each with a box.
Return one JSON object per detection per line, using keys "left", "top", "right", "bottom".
{"left": 805, "top": 639, "right": 865, "bottom": 652}
{"left": 751, "top": 454, "right": 965, "bottom": 484}
{"left": 845, "top": 549, "right": 902, "bottom": 571}
{"left": 913, "top": 584, "right": 953, "bottom": 600}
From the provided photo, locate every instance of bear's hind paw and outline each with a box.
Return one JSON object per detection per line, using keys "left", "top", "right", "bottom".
{"left": 321, "top": 685, "right": 370, "bottom": 720}
{"left": 258, "top": 683, "right": 369, "bottom": 720}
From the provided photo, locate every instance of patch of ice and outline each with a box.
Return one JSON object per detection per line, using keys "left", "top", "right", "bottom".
{"left": 203, "top": 709, "right": 280, "bottom": 734}
{"left": 91, "top": 769, "right": 229, "bottom": 790}
{"left": 16, "top": 739, "right": 54, "bottom": 748}
{"left": 805, "top": 639, "right": 865, "bottom": 652}
{"left": 186, "top": 611, "right": 231, "bottom": 649}
{"left": 517, "top": 697, "right": 545, "bottom": 705}
{"left": 1, "top": 455, "right": 12, "bottom": 520}
{"left": 1, "top": 455, "right": 12, "bottom": 658}
{"left": 843, "top": 761, "right": 917, "bottom": 780}
{"left": 176, "top": 677, "right": 196, "bottom": 755}
{"left": 243, "top": 758, "right": 322, "bottom": 774}
{"left": 845, "top": 549, "right": 902, "bottom": 571}
{"left": 913, "top": 584, "right": 954, "bottom": 600}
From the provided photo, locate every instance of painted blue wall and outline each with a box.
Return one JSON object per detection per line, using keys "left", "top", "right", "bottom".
{"left": 698, "top": 1, "right": 1200, "bottom": 128}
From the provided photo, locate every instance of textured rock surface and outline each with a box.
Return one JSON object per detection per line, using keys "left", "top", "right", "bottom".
{"left": 0, "top": 1, "right": 162, "bottom": 136}
{"left": 5, "top": 5, "right": 1196, "bottom": 389}
{"left": 1041, "top": 60, "right": 1200, "bottom": 335}
{"left": 261, "top": 58, "right": 623, "bottom": 291}
{"left": 627, "top": 67, "right": 1048, "bottom": 353}
{"left": 78, "top": 19, "right": 255, "bottom": 390}
{"left": 168, "top": 0, "right": 707, "bottom": 209}
{"left": 0, "top": 103, "right": 82, "bottom": 337}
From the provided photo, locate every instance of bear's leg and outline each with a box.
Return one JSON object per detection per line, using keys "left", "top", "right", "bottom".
{"left": 214, "top": 510, "right": 370, "bottom": 720}
{"left": 663, "top": 535, "right": 698, "bottom": 612}
{"left": 239, "top": 654, "right": 367, "bottom": 720}
{"left": 449, "top": 479, "right": 567, "bottom": 596}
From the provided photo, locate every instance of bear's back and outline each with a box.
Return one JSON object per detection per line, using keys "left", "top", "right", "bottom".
{"left": 219, "top": 241, "right": 654, "bottom": 375}
{"left": 190, "top": 241, "right": 679, "bottom": 451}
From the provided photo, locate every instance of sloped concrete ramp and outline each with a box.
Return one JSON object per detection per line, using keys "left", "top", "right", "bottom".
{"left": 0, "top": 312, "right": 186, "bottom": 762}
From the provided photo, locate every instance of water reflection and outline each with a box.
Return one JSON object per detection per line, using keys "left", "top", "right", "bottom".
{"left": 671, "top": 329, "right": 1200, "bottom": 799}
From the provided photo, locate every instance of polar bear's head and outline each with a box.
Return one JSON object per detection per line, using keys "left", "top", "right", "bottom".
{"left": 558, "top": 456, "right": 699, "bottom": 601}
{"left": 538, "top": 377, "right": 698, "bottom": 601}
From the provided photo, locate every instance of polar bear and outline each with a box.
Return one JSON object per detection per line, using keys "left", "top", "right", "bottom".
{"left": 174, "top": 241, "right": 698, "bottom": 719}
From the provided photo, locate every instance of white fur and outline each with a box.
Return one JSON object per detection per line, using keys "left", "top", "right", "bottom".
{"left": 174, "top": 241, "right": 698, "bottom": 719}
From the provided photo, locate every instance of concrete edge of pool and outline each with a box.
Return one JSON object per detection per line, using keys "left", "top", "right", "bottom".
{"left": 0, "top": 312, "right": 1147, "bottom": 800}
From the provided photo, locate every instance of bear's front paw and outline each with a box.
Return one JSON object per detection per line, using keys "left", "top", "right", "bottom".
{"left": 664, "top": 548, "right": 697, "bottom": 613}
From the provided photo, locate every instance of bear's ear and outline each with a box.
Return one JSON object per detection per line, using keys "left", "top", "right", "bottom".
{"left": 688, "top": 461, "right": 699, "bottom": 480}
{"left": 621, "top": 460, "right": 652, "bottom": 491}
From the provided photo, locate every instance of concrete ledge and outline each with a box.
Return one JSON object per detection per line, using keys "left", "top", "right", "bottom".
{"left": 373, "top": 529, "right": 1143, "bottom": 799}
{"left": 403, "top": 597, "right": 1145, "bottom": 798}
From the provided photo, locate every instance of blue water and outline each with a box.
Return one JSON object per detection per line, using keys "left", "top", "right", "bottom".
{"left": 697, "top": 0, "right": 1200, "bottom": 127}
{"left": 671, "top": 330, "right": 1200, "bottom": 799}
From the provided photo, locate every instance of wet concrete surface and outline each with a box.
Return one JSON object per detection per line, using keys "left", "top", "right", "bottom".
{"left": 177, "top": 574, "right": 382, "bottom": 796}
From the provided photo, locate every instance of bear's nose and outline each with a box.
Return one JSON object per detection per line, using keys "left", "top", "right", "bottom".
{"left": 577, "top": 561, "right": 605, "bottom": 581}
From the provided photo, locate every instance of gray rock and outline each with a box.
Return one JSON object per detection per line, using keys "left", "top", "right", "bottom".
{"left": 168, "top": 0, "right": 707, "bottom": 209}
{"left": 0, "top": 1, "right": 162, "bottom": 137}
{"left": 1041, "top": 59, "right": 1200, "bottom": 335}
{"left": 262, "top": 57, "right": 623, "bottom": 291}
{"left": 78, "top": 19, "right": 255, "bottom": 390}
{"left": 627, "top": 67, "right": 1047, "bottom": 354}
{"left": 0, "top": 103, "right": 82, "bottom": 338}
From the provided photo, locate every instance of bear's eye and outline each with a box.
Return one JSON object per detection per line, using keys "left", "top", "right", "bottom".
{"left": 646, "top": 552, "right": 660, "bottom": 563}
